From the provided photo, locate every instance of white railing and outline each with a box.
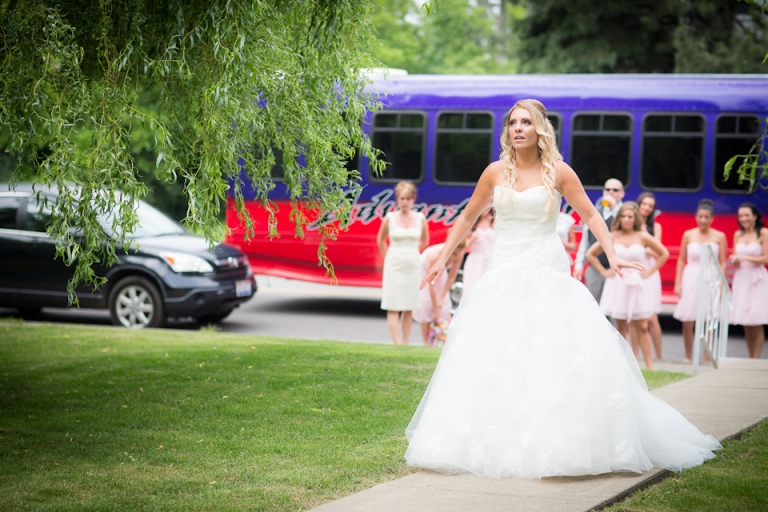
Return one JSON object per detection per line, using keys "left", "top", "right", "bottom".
{"left": 692, "top": 245, "right": 732, "bottom": 375}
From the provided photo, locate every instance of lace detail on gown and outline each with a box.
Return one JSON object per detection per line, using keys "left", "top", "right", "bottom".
{"left": 404, "top": 186, "right": 721, "bottom": 479}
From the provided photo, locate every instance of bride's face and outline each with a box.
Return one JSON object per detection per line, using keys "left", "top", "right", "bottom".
{"left": 508, "top": 108, "right": 538, "bottom": 151}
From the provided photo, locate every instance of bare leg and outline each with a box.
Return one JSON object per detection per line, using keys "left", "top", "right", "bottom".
{"left": 628, "top": 323, "right": 640, "bottom": 358}
{"left": 744, "top": 325, "right": 766, "bottom": 359}
{"left": 682, "top": 321, "right": 694, "bottom": 361}
{"left": 648, "top": 313, "right": 662, "bottom": 360}
{"left": 632, "top": 319, "right": 654, "bottom": 370}
{"left": 615, "top": 319, "right": 629, "bottom": 340}
{"left": 386, "top": 311, "right": 402, "bottom": 345}
{"left": 421, "top": 322, "right": 430, "bottom": 345}
{"left": 401, "top": 311, "right": 413, "bottom": 345}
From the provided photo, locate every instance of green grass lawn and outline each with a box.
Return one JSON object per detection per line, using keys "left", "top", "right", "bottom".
{"left": 603, "top": 419, "right": 768, "bottom": 512}
{"left": 0, "top": 322, "right": 688, "bottom": 511}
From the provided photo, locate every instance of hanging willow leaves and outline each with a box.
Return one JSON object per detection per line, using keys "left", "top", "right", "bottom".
{"left": 725, "top": 0, "right": 768, "bottom": 189}
{"left": 0, "top": 0, "right": 388, "bottom": 302}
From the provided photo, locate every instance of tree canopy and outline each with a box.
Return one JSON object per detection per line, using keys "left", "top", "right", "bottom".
{"left": 1, "top": 0, "right": 386, "bottom": 300}
{"left": 371, "top": 0, "right": 525, "bottom": 74}
{"left": 371, "top": 0, "right": 768, "bottom": 75}
{"left": 512, "top": 0, "right": 768, "bottom": 73}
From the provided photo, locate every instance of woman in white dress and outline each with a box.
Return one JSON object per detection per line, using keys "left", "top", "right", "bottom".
{"left": 377, "top": 181, "right": 429, "bottom": 345}
{"left": 405, "top": 99, "right": 720, "bottom": 479}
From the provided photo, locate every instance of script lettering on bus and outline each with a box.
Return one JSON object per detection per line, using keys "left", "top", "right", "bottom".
{"left": 308, "top": 189, "right": 469, "bottom": 230}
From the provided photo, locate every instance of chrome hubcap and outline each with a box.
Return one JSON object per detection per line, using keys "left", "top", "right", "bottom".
{"left": 116, "top": 285, "right": 154, "bottom": 328}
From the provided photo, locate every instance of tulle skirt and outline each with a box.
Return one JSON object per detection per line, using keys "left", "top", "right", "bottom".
{"left": 405, "top": 260, "right": 720, "bottom": 479}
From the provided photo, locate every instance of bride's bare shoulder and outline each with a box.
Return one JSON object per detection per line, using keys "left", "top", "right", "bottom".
{"left": 554, "top": 161, "right": 580, "bottom": 191}
{"left": 480, "top": 161, "right": 505, "bottom": 186}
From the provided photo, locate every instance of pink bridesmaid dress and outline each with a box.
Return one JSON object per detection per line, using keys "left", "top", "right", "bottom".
{"left": 413, "top": 250, "right": 452, "bottom": 324}
{"left": 645, "top": 255, "right": 663, "bottom": 314}
{"left": 600, "top": 244, "right": 654, "bottom": 321}
{"left": 729, "top": 242, "right": 768, "bottom": 326}
{"left": 462, "top": 227, "right": 494, "bottom": 296}
{"left": 673, "top": 242, "right": 720, "bottom": 322}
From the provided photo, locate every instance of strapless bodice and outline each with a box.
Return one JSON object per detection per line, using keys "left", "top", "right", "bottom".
{"left": 490, "top": 186, "right": 570, "bottom": 274}
{"left": 686, "top": 242, "right": 718, "bottom": 265}
{"left": 736, "top": 242, "right": 764, "bottom": 270}
{"left": 614, "top": 244, "right": 647, "bottom": 264}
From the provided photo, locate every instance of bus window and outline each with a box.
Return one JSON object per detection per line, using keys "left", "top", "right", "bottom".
{"left": 369, "top": 111, "right": 426, "bottom": 183}
{"left": 713, "top": 115, "right": 761, "bottom": 193}
{"left": 641, "top": 114, "right": 705, "bottom": 190}
{"left": 547, "top": 113, "right": 562, "bottom": 148}
{"left": 570, "top": 113, "right": 632, "bottom": 188}
{"left": 434, "top": 111, "right": 494, "bottom": 185}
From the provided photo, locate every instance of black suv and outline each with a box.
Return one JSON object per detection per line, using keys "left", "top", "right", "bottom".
{"left": 0, "top": 184, "right": 256, "bottom": 328}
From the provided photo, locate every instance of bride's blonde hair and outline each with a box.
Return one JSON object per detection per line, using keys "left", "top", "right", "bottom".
{"left": 499, "top": 99, "right": 563, "bottom": 217}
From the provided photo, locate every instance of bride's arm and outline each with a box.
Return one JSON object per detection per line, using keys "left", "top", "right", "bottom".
{"left": 421, "top": 162, "right": 501, "bottom": 288}
{"left": 557, "top": 162, "right": 644, "bottom": 278}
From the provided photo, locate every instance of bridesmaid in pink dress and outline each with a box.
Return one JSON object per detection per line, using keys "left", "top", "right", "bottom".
{"left": 729, "top": 203, "right": 768, "bottom": 358}
{"left": 635, "top": 192, "right": 663, "bottom": 360}
{"left": 414, "top": 238, "right": 466, "bottom": 345}
{"left": 672, "top": 199, "right": 727, "bottom": 362}
{"left": 462, "top": 207, "right": 495, "bottom": 297}
{"left": 587, "top": 202, "right": 669, "bottom": 369}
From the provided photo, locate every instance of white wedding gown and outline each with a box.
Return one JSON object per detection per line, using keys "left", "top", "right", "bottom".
{"left": 405, "top": 186, "right": 721, "bottom": 479}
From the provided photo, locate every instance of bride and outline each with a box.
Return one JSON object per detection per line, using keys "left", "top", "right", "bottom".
{"left": 405, "top": 99, "right": 721, "bottom": 479}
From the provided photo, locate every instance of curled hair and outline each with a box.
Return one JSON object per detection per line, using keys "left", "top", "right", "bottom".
{"left": 635, "top": 191, "right": 657, "bottom": 234}
{"left": 738, "top": 202, "right": 765, "bottom": 238}
{"left": 697, "top": 198, "right": 715, "bottom": 215}
{"left": 611, "top": 202, "right": 643, "bottom": 232}
{"left": 499, "top": 99, "right": 562, "bottom": 218}
{"left": 394, "top": 181, "right": 417, "bottom": 200}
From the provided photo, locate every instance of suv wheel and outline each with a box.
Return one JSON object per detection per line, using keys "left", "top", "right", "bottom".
{"left": 109, "top": 276, "right": 165, "bottom": 329}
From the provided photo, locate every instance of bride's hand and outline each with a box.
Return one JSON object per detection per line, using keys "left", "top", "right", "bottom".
{"left": 421, "top": 260, "right": 446, "bottom": 290}
{"left": 608, "top": 255, "right": 645, "bottom": 279}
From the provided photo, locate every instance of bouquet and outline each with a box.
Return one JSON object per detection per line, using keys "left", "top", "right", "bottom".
{"left": 427, "top": 319, "right": 448, "bottom": 347}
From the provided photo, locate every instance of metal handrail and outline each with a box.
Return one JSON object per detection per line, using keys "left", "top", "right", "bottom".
{"left": 692, "top": 245, "right": 732, "bottom": 375}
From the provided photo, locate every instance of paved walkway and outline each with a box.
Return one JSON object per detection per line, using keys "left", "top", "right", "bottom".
{"left": 310, "top": 358, "right": 768, "bottom": 512}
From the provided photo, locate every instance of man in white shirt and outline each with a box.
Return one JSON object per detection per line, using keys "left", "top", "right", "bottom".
{"left": 573, "top": 178, "right": 625, "bottom": 302}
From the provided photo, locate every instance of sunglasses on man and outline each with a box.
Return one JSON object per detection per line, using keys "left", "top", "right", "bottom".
{"left": 604, "top": 188, "right": 621, "bottom": 193}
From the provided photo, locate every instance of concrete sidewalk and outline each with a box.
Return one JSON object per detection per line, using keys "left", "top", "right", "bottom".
{"left": 310, "top": 358, "right": 768, "bottom": 512}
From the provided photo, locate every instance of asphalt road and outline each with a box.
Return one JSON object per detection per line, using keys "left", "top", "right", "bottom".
{"left": 1, "top": 275, "right": 765, "bottom": 363}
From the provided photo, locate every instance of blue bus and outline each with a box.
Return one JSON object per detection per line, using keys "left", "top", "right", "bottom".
{"left": 227, "top": 74, "right": 768, "bottom": 303}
